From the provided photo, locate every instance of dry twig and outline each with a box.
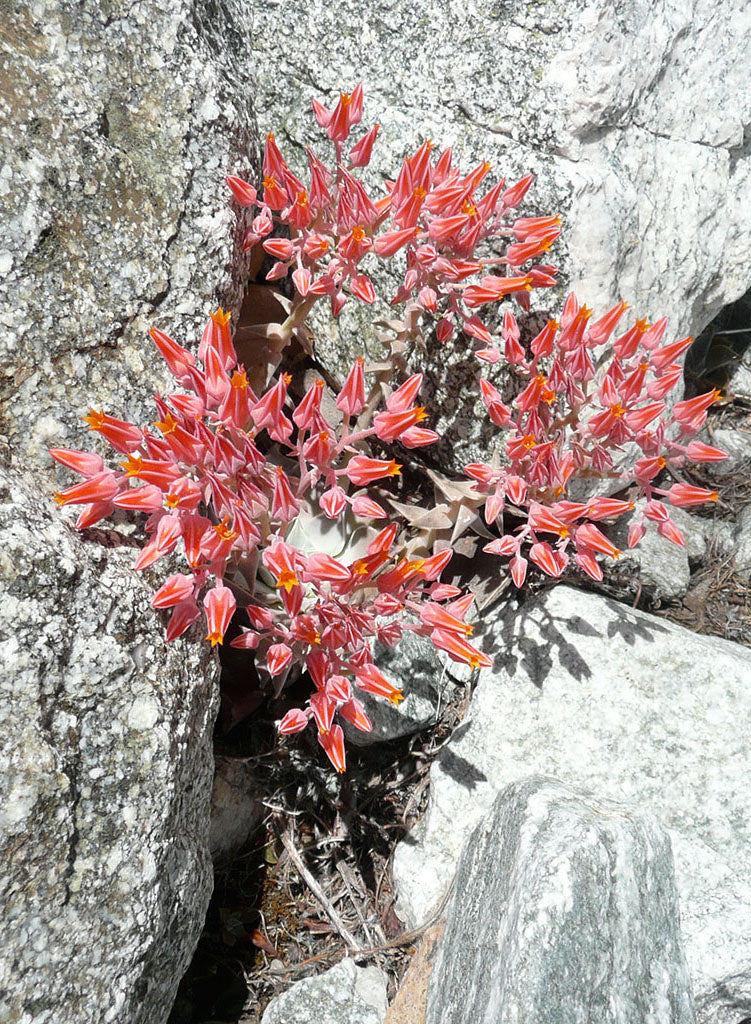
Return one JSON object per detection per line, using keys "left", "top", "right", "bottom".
{"left": 279, "top": 829, "right": 360, "bottom": 951}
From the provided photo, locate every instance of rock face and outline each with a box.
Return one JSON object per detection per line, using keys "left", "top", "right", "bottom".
{"left": 261, "top": 958, "right": 388, "bottom": 1024}
{"left": 393, "top": 586, "right": 751, "bottom": 1013}
{"left": 0, "top": 1, "right": 259, "bottom": 1021}
{"left": 0, "top": 468, "right": 218, "bottom": 1024}
{"left": 427, "top": 777, "right": 695, "bottom": 1024}
{"left": 0, "top": 0, "right": 258, "bottom": 468}
{"left": 251, "top": 0, "right": 751, "bottom": 470}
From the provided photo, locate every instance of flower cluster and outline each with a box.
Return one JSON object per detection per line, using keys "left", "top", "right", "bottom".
{"left": 465, "top": 293, "right": 726, "bottom": 584}
{"left": 53, "top": 84, "right": 728, "bottom": 769}
{"left": 226, "top": 82, "right": 559, "bottom": 355}
{"left": 51, "top": 309, "right": 490, "bottom": 771}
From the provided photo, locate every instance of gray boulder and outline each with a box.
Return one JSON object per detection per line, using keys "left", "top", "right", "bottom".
{"left": 0, "top": 0, "right": 259, "bottom": 1020}
{"left": 0, "top": 467, "right": 217, "bottom": 1024}
{"left": 209, "top": 756, "right": 266, "bottom": 863}
{"left": 251, "top": 0, "right": 751, "bottom": 470}
{"left": 427, "top": 777, "right": 695, "bottom": 1024}
{"left": 0, "top": 0, "right": 258, "bottom": 469}
{"left": 262, "top": 958, "right": 388, "bottom": 1024}
{"left": 732, "top": 504, "right": 751, "bottom": 575}
{"left": 606, "top": 500, "right": 704, "bottom": 600}
{"left": 394, "top": 586, "right": 751, "bottom": 1012}
{"left": 344, "top": 632, "right": 458, "bottom": 747}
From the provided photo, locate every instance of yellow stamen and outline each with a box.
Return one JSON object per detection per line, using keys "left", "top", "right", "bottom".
{"left": 214, "top": 518, "right": 238, "bottom": 542}
{"left": 155, "top": 413, "right": 177, "bottom": 435}
{"left": 84, "top": 408, "right": 105, "bottom": 430}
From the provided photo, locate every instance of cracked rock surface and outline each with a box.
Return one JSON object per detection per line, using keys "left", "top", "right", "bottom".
{"left": 0, "top": 468, "right": 218, "bottom": 1023}
{"left": 251, "top": 0, "right": 751, "bottom": 471}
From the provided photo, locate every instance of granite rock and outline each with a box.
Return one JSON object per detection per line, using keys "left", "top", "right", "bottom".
{"left": 427, "top": 777, "right": 695, "bottom": 1024}
{"left": 0, "top": 0, "right": 259, "bottom": 469}
{"left": 732, "top": 504, "right": 751, "bottom": 574}
{"left": 251, "top": 0, "right": 751, "bottom": 471}
{"left": 344, "top": 632, "right": 459, "bottom": 747}
{"left": 262, "top": 958, "right": 388, "bottom": 1024}
{"left": 0, "top": 467, "right": 218, "bottom": 1024}
{"left": 393, "top": 586, "right": 751, "bottom": 1010}
{"left": 0, "top": 1, "right": 259, "bottom": 1020}
{"left": 607, "top": 501, "right": 701, "bottom": 600}
{"left": 699, "top": 427, "right": 751, "bottom": 479}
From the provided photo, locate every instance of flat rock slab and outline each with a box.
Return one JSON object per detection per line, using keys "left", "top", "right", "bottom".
{"left": 262, "top": 958, "right": 388, "bottom": 1024}
{"left": 394, "top": 586, "right": 751, "bottom": 1011}
{"left": 427, "top": 777, "right": 695, "bottom": 1024}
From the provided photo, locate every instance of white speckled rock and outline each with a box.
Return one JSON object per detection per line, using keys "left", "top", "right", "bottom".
{"left": 0, "top": 1, "right": 258, "bottom": 1021}
{"left": 427, "top": 777, "right": 695, "bottom": 1024}
{"left": 606, "top": 501, "right": 701, "bottom": 600}
{"left": 262, "top": 958, "right": 388, "bottom": 1024}
{"left": 0, "top": 468, "right": 218, "bottom": 1024}
{"left": 393, "top": 586, "right": 751, "bottom": 1013}
{"left": 699, "top": 427, "right": 751, "bottom": 479}
{"left": 732, "top": 504, "right": 751, "bottom": 574}
{"left": 729, "top": 357, "right": 751, "bottom": 403}
{"left": 251, "top": 0, "right": 751, "bottom": 470}
{"left": 0, "top": 0, "right": 259, "bottom": 469}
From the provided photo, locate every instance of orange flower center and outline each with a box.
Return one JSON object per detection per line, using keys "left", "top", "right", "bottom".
{"left": 275, "top": 569, "right": 299, "bottom": 592}
{"left": 121, "top": 455, "right": 143, "bottom": 476}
